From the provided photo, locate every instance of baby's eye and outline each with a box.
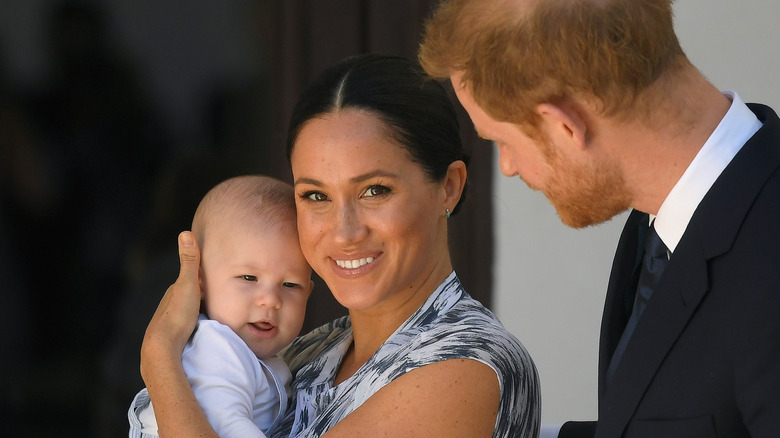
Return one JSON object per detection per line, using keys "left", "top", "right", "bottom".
{"left": 241, "top": 275, "right": 257, "bottom": 282}
{"left": 363, "top": 185, "right": 390, "bottom": 198}
{"left": 282, "top": 282, "right": 300, "bottom": 288}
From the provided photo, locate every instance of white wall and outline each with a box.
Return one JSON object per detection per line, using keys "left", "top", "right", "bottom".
{"left": 492, "top": 0, "right": 780, "bottom": 425}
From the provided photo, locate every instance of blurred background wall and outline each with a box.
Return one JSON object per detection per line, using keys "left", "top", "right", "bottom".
{"left": 0, "top": 2, "right": 275, "bottom": 436}
{"left": 0, "top": 1, "right": 496, "bottom": 436}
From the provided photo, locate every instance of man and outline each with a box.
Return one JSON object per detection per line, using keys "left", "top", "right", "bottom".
{"left": 420, "top": 0, "right": 780, "bottom": 437}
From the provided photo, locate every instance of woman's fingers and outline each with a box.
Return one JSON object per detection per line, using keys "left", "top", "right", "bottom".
{"left": 140, "top": 231, "right": 220, "bottom": 437}
{"left": 141, "top": 231, "right": 202, "bottom": 379}
{"left": 165, "top": 231, "right": 202, "bottom": 335}
{"left": 176, "top": 231, "right": 201, "bottom": 296}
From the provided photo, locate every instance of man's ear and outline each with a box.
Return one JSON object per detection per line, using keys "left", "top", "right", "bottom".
{"left": 537, "top": 102, "right": 588, "bottom": 151}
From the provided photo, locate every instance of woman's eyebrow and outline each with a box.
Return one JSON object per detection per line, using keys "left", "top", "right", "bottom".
{"left": 293, "top": 177, "right": 322, "bottom": 187}
{"left": 349, "top": 170, "right": 399, "bottom": 183}
{"left": 294, "top": 170, "right": 399, "bottom": 187}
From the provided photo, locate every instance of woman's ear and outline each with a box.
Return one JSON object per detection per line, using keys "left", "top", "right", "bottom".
{"left": 443, "top": 160, "right": 467, "bottom": 211}
{"left": 536, "top": 102, "right": 588, "bottom": 151}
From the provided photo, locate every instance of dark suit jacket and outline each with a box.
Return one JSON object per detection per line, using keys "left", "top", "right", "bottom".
{"left": 561, "top": 104, "right": 780, "bottom": 438}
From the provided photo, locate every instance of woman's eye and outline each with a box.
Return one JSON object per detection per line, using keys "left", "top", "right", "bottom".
{"left": 301, "top": 191, "right": 328, "bottom": 202}
{"left": 241, "top": 275, "right": 257, "bottom": 282}
{"left": 363, "top": 185, "right": 390, "bottom": 198}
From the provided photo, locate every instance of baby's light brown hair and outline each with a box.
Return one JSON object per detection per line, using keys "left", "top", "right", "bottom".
{"left": 191, "top": 175, "right": 297, "bottom": 250}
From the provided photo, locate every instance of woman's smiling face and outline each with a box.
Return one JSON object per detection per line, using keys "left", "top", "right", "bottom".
{"left": 291, "top": 109, "right": 451, "bottom": 315}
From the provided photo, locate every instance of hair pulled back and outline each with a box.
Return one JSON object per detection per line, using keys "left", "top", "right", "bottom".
{"left": 286, "top": 54, "right": 469, "bottom": 214}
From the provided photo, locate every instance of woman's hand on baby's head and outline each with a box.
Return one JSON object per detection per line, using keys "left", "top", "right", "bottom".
{"left": 140, "top": 231, "right": 203, "bottom": 379}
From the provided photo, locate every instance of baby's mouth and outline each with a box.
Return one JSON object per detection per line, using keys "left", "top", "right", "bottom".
{"left": 251, "top": 321, "right": 275, "bottom": 331}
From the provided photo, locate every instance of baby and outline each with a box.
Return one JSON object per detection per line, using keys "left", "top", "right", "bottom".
{"left": 129, "top": 175, "right": 313, "bottom": 437}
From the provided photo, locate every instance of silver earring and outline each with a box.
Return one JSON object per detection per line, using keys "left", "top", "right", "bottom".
{"left": 445, "top": 208, "right": 451, "bottom": 218}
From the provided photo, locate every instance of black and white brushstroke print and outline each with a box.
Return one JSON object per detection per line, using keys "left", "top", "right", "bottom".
{"left": 269, "top": 272, "right": 541, "bottom": 438}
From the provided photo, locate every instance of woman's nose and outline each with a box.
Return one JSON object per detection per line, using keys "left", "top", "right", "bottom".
{"left": 333, "top": 203, "right": 367, "bottom": 243}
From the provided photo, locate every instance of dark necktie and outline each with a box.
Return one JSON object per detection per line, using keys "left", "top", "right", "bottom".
{"left": 607, "top": 222, "right": 669, "bottom": 382}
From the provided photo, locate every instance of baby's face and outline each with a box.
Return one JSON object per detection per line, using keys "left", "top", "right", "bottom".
{"left": 200, "top": 218, "right": 312, "bottom": 359}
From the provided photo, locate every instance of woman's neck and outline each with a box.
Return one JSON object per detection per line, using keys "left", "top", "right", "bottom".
{"left": 334, "top": 262, "right": 452, "bottom": 385}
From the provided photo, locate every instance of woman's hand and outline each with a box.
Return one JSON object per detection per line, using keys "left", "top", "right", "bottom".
{"left": 139, "top": 231, "right": 218, "bottom": 438}
{"left": 141, "top": 231, "right": 202, "bottom": 374}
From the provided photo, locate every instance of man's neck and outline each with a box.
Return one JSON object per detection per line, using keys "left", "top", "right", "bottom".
{"left": 619, "top": 71, "right": 732, "bottom": 215}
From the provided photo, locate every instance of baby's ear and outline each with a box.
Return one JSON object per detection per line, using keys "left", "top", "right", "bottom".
{"left": 306, "top": 280, "right": 315, "bottom": 298}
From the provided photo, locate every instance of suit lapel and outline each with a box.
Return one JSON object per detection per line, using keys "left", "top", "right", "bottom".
{"left": 596, "top": 104, "right": 780, "bottom": 437}
{"left": 598, "top": 210, "right": 645, "bottom": 399}
{"left": 597, "top": 238, "right": 709, "bottom": 437}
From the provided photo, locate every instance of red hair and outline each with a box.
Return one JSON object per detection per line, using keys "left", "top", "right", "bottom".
{"left": 420, "top": 0, "right": 690, "bottom": 129}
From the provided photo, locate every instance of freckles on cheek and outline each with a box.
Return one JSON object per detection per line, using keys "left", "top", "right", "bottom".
{"left": 298, "top": 219, "right": 325, "bottom": 252}
{"left": 297, "top": 214, "right": 318, "bottom": 234}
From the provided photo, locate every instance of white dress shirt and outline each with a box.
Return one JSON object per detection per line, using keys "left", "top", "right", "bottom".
{"left": 654, "top": 91, "right": 762, "bottom": 251}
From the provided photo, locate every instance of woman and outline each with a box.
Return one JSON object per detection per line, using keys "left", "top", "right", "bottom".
{"left": 140, "top": 54, "right": 540, "bottom": 437}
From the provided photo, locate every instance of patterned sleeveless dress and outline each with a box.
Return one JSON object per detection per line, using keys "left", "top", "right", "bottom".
{"left": 268, "top": 272, "right": 540, "bottom": 438}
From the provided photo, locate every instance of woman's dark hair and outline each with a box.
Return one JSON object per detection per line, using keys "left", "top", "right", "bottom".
{"left": 286, "top": 53, "right": 470, "bottom": 214}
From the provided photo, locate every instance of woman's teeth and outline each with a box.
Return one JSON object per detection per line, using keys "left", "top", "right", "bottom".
{"left": 336, "top": 257, "right": 375, "bottom": 269}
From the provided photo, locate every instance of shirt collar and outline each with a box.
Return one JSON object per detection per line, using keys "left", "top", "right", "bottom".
{"left": 653, "top": 91, "right": 762, "bottom": 252}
